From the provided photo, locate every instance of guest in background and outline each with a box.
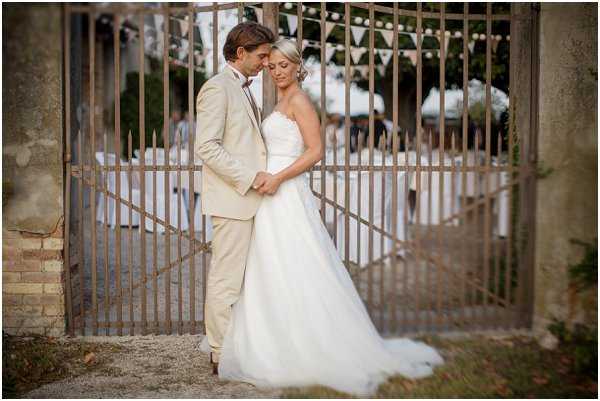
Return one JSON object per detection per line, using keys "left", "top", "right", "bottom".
{"left": 349, "top": 117, "right": 362, "bottom": 153}
{"left": 363, "top": 109, "right": 388, "bottom": 150}
{"left": 176, "top": 110, "right": 195, "bottom": 149}
{"left": 325, "top": 113, "right": 345, "bottom": 152}
{"left": 163, "top": 108, "right": 183, "bottom": 148}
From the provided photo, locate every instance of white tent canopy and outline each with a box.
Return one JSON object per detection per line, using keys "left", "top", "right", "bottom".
{"left": 302, "top": 57, "right": 385, "bottom": 116}
{"left": 422, "top": 79, "right": 509, "bottom": 121}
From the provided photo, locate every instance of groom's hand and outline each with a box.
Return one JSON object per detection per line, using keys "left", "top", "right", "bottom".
{"left": 252, "top": 171, "right": 270, "bottom": 190}
{"left": 257, "top": 174, "right": 282, "bottom": 196}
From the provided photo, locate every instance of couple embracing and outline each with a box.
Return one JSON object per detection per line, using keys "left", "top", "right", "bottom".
{"left": 194, "top": 21, "right": 444, "bottom": 396}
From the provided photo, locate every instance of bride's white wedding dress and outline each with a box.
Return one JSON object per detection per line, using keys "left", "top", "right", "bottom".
{"left": 199, "top": 110, "right": 444, "bottom": 396}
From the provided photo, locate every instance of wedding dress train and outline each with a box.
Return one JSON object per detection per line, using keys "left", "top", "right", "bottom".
{"left": 199, "top": 110, "right": 444, "bottom": 396}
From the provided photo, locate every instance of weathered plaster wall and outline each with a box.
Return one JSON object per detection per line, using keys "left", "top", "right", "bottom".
{"left": 2, "top": 4, "right": 66, "bottom": 336}
{"left": 533, "top": 3, "right": 597, "bottom": 331}
{"left": 3, "top": 3, "right": 64, "bottom": 234}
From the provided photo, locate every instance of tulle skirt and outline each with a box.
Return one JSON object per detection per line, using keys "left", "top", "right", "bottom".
{"left": 200, "top": 155, "right": 444, "bottom": 396}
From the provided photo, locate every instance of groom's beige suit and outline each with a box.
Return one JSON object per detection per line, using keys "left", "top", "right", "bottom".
{"left": 194, "top": 65, "right": 267, "bottom": 362}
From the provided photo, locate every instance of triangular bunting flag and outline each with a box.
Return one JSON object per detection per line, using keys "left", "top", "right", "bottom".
{"left": 468, "top": 40, "right": 475, "bottom": 54}
{"left": 492, "top": 38, "right": 499, "bottom": 53}
{"left": 325, "top": 22, "right": 336, "bottom": 39}
{"left": 403, "top": 50, "right": 417, "bottom": 66}
{"left": 350, "top": 47, "right": 367, "bottom": 64}
{"left": 179, "top": 38, "right": 189, "bottom": 60}
{"left": 180, "top": 18, "right": 188, "bottom": 38}
{"left": 378, "top": 49, "right": 393, "bottom": 67}
{"left": 255, "top": 7, "right": 263, "bottom": 24}
{"left": 444, "top": 37, "right": 450, "bottom": 58}
{"left": 350, "top": 26, "right": 367, "bottom": 46}
{"left": 359, "top": 66, "right": 369, "bottom": 80}
{"left": 379, "top": 30, "right": 394, "bottom": 48}
{"left": 377, "top": 64, "right": 387, "bottom": 77}
{"left": 325, "top": 47, "right": 336, "bottom": 63}
{"left": 286, "top": 14, "right": 298, "bottom": 36}
{"left": 409, "top": 33, "right": 418, "bottom": 47}
{"left": 195, "top": 54, "right": 205, "bottom": 67}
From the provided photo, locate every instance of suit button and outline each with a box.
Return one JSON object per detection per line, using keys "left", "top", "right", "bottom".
{"left": 261, "top": 151, "right": 266, "bottom": 156}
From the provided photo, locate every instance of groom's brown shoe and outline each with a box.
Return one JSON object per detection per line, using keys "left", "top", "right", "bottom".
{"left": 210, "top": 352, "right": 219, "bottom": 375}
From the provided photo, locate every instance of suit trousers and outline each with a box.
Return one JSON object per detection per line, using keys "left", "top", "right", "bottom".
{"left": 204, "top": 215, "right": 254, "bottom": 362}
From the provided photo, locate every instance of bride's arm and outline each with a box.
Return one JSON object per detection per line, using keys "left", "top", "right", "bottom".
{"left": 258, "top": 92, "right": 322, "bottom": 195}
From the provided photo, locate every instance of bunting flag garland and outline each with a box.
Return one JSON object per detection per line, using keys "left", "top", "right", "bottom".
{"left": 286, "top": 13, "right": 298, "bottom": 36}
{"left": 444, "top": 36, "right": 450, "bottom": 57}
{"left": 195, "top": 53, "right": 205, "bottom": 67}
{"left": 179, "top": 38, "right": 189, "bottom": 61}
{"left": 403, "top": 49, "right": 417, "bottom": 66}
{"left": 377, "top": 48, "right": 393, "bottom": 67}
{"left": 350, "top": 47, "right": 367, "bottom": 64}
{"left": 255, "top": 7, "right": 263, "bottom": 24}
{"left": 409, "top": 33, "right": 418, "bottom": 46}
{"left": 180, "top": 17, "right": 188, "bottom": 37}
{"left": 325, "top": 21, "right": 336, "bottom": 39}
{"left": 356, "top": 65, "right": 369, "bottom": 79}
{"left": 350, "top": 25, "right": 367, "bottom": 46}
{"left": 325, "top": 46, "right": 336, "bottom": 63}
{"left": 468, "top": 40, "right": 475, "bottom": 54}
{"left": 492, "top": 38, "right": 499, "bottom": 53}
{"left": 379, "top": 29, "right": 394, "bottom": 48}
{"left": 377, "top": 64, "right": 387, "bottom": 77}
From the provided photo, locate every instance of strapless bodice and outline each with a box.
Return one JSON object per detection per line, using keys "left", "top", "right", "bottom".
{"left": 261, "top": 111, "right": 305, "bottom": 159}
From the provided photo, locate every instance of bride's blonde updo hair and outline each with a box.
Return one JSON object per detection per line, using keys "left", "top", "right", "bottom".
{"left": 271, "top": 38, "right": 308, "bottom": 82}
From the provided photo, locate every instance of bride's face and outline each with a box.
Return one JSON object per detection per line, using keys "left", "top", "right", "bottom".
{"left": 267, "top": 49, "right": 298, "bottom": 89}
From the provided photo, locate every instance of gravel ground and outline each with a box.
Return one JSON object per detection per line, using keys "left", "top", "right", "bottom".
{"left": 23, "top": 334, "right": 283, "bottom": 399}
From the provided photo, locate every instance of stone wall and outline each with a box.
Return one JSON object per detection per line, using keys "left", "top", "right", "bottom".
{"left": 2, "top": 4, "right": 66, "bottom": 336}
{"left": 533, "top": 3, "right": 598, "bottom": 332}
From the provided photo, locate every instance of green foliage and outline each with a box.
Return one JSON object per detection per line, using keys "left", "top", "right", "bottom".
{"left": 567, "top": 238, "right": 598, "bottom": 292}
{"left": 546, "top": 238, "right": 598, "bottom": 379}
{"left": 548, "top": 320, "right": 597, "bottom": 379}
{"left": 120, "top": 71, "right": 166, "bottom": 156}
{"left": 119, "top": 68, "right": 207, "bottom": 157}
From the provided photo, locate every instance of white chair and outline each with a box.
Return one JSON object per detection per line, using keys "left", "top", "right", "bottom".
{"left": 335, "top": 164, "right": 392, "bottom": 268}
{"left": 95, "top": 152, "right": 141, "bottom": 228}
{"left": 414, "top": 150, "right": 461, "bottom": 226}
{"left": 140, "top": 150, "right": 189, "bottom": 233}
{"left": 490, "top": 157, "right": 510, "bottom": 237}
{"left": 384, "top": 166, "right": 409, "bottom": 257}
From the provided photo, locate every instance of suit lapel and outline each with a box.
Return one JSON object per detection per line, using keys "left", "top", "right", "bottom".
{"left": 224, "top": 67, "right": 261, "bottom": 133}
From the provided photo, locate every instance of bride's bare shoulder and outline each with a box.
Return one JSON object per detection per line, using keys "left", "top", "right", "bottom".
{"left": 290, "top": 90, "right": 316, "bottom": 116}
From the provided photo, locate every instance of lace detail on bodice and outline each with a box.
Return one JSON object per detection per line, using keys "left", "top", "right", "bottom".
{"left": 261, "top": 111, "right": 305, "bottom": 158}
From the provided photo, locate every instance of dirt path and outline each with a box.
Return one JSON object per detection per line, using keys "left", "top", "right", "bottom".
{"left": 23, "top": 334, "right": 282, "bottom": 398}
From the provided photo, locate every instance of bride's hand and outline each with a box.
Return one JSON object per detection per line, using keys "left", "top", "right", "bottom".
{"left": 257, "top": 173, "right": 283, "bottom": 195}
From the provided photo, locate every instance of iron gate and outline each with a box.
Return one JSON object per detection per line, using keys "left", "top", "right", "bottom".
{"left": 63, "top": 2, "right": 536, "bottom": 336}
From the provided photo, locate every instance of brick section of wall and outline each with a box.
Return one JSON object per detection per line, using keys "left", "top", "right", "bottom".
{"left": 2, "top": 223, "right": 66, "bottom": 337}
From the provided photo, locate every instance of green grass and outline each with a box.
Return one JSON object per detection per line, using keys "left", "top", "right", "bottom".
{"left": 281, "top": 334, "right": 597, "bottom": 398}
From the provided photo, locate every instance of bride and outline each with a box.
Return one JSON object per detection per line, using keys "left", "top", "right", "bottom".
{"left": 200, "top": 38, "right": 444, "bottom": 396}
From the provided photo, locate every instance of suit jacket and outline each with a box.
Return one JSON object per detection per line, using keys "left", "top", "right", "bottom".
{"left": 194, "top": 67, "right": 267, "bottom": 220}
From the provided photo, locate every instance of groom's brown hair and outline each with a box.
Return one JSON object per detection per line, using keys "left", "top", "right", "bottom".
{"left": 223, "top": 22, "right": 275, "bottom": 62}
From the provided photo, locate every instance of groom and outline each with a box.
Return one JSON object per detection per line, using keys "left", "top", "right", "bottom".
{"left": 194, "top": 22, "right": 275, "bottom": 375}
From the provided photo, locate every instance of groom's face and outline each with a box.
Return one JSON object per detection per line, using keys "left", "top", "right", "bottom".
{"left": 238, "top": 43, "right": 271, "bottom": 77}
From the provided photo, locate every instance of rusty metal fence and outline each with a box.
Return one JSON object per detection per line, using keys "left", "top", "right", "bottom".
{"left": 63, "top": 2, "right": 536, "bottom": 337}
